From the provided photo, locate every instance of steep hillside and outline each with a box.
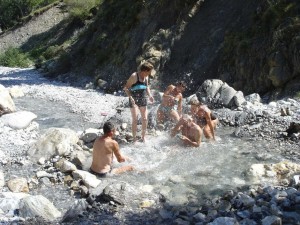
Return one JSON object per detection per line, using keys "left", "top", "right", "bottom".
{"left": 0, "top": 0, "right": 299, "bottom": 99}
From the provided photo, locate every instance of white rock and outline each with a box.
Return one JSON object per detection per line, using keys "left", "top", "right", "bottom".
{"left": 0, "top": 111, "right": 37, "bottom": 129}
{"left": 9, "top": 86, "right": 24, "bottom": 98}
{"left": 0, "top": 84, "right": 15, "bottom": 112}
{"left": 72, "top": 170, "right": 101, "bottom": 188}
{"left": 19, "top": 195, "right": 61, "bottom": 221}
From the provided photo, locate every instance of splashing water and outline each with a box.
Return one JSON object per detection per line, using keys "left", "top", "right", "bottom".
{"left": 13, "top": 95, "right": 284, "bottom": 205}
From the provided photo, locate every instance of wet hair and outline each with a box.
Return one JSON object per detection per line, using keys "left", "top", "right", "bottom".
{"left": 176, "top": 81, "right": 187, "bottom": 89}
{"left": 140, "top": 62, "right": 154, "bottom": 72}
{"left": 103, "top": 121, "right": 115, "bottom": 134}
{"left": 182, "top": 114, "right": 193, "bottom": 122}
{"left": 189, "top": 97, "right": 201, "bottom": 106}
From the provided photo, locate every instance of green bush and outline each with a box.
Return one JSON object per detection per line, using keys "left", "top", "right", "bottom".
{"left": 0, "top": 47, "right": 32, "bottom": 67}
{"left": 0, "top": 0, "right": 57, "bottom": 30}
{"left": 65, "top": 0, "right": 102, "bottom": 21}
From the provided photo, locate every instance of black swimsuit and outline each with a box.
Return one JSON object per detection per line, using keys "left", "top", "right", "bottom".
{"left": 129, "top": 72, "right": 148, "bottom": 108}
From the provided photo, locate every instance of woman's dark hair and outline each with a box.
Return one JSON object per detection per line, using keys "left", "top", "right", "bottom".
{"left": 140, "top": 62, "right": 153, "bottom": 72}
{"left": 176, "top": 81, "right": 187, "bottom": 89}
{"left": 103, "top": 122, "right": 115, "bottom": 134}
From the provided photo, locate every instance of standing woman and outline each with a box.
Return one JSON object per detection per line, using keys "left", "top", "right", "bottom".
{"left": 123, "top": 62, "right": 154, "bottom": 142}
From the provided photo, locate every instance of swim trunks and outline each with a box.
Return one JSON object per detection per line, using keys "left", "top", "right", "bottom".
{"left": 158, "top": 104, "right": 177, "bottom": 115}
{"left": 89, "top": 168, "right": 111, "bottom": 178}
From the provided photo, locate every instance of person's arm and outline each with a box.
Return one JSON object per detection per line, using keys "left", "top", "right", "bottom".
{"left": 205, "top": 111, "right": 215, "bottom": 140}
{"left": 177, "top": 94, "right": 183, "bottom": 116}
{"left": 162, "top": 85, "right": 175, "bottom": 100}
{"left": 112, "top": 141, "right": 125, "bottom": 163}
{"left": 146, "top": 78, "right": 154, "bottom": 103}
{"left": 123, "top": 73, "right": 136, "bottom": 104}
{"left": 171, "top": 118, "right": 184, "bottom": 137}
{"left": 182, "top": 127, "right": 201, "bottom": 147}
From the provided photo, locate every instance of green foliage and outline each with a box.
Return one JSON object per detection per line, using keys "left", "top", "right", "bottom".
{"left": 0, "top": 47, "right": 32, "bottom": 67}
{"left": 0, "top": 0, "right": 57, "bottom": 30}
{"left": 43, "top": 45, "right": 63, "bottom": 59}
{"left": 64, "top": 0, "right": 102, "bottom": 22}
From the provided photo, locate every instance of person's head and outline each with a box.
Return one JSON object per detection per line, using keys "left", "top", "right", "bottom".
{"left": 139, "top": 62, "right": 154, "bottom": 77}
{"left": 189, "top": 97, "right": 201, "bottom": 114}
{"left": 103, "top": 121, "right": 116, "bottom": 136}
{"left": 175, "top": 81, "right": 187, "bottom": 93}
{"left": 181, "top": 114, "right": 193, "bottom": 126}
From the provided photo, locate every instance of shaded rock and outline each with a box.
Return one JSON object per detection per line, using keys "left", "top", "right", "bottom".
{"left": 208, "top": 217, "right": 239, "bottom": 225}
{"left": 261, "top": 215, "right": 281, "bottom": 225}
{"left": 61, "top": 199, "right": 88, "bottom": 223}
{"left": 286, "top": 122, "right": 300, "bottom": 136}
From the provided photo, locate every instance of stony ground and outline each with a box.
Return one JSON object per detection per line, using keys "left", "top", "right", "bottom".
{"left": 1, "top": 67, "right": 300, "bottom": 225}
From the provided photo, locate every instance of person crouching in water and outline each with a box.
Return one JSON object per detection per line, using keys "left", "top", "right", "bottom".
{"left": 189, "top": 97, "right": 218, "bottom": 141}
{"left": 156, "top": 81, "right": 187, "bottom": 126}
{"left": 123, "top": 62, "right": 154, "bottom": 142}
{"left": 90, "top": 122, "right": 134, "bottom": 177}
{"left": 171, "top": 114, "right": 202, "bottom": 147}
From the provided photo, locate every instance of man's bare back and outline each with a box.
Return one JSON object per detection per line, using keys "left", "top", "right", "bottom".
{"left": 90, "top": 122, "right": 133, "bottom": 177}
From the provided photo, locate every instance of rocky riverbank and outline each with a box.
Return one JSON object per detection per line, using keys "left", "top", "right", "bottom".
{"left": 0, "top": 67, "right": 300, "bottom": 225}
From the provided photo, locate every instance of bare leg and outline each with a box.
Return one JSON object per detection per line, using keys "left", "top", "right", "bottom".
{"left": 112, "top": 165, "right": 134, "bottom": 174}
{"left": 203, "top": 119, "right": 218, "bottom": 140}
{"left": 169, "top": 110, "right": 180, "bottom": 123}
{"left": 130, "top": 106, "right": 138, "bottom": 141}
{"left": 139, "top": 106, "right": 148, "bottom": 142}
{"left": 156, "top": 108, "right": 166, "bottom": 125}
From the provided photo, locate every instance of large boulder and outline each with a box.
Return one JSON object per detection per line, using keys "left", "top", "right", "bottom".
{"left": 19, "top": 195, "right": 62, "bottom": 221}
{"left": 28, "top": 128, "right": 79, "bottom": 161}
{"left": 246, "top": 161, "right": 300, "bottom": 185}
{"left": 196, "top": 79, "right": 245, "bottom": 108}
{"left": 0, "top": 111, "right": 37, "bottom": 129}
{"left": 0, "top": 84, "right": 15, "bottom": 115}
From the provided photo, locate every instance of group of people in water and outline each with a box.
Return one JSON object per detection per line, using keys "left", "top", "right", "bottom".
{"left": 90, "top": 62, "right": 218, "bottom": 177}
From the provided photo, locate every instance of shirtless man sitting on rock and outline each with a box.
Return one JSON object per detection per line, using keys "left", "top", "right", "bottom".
{"left": 90, "top": 121, "right": 134, "bottom": 177}
{"left": 171, "top": 114, "right": 202, "bottom": 147}
{"left": 156, "top": 81, "right": 187, "bottom": 126}
{"left": 189, "top": 97, "right": 218, "bottom": 141}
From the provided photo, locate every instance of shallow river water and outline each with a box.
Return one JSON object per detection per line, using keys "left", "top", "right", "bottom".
{"left": 14, "top": 95, "right": 285, "bottom": 206}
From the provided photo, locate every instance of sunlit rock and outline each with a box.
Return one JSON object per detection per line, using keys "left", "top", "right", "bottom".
{"left": 0, "top": 111, "right": 36, "bottom": 129}
{"left": 70, "top": 150, "right": 91, "bottom": 170}
{"left": 29, "top": 128, "right": 79, "bottom": 161}
{"left": 9, "top": 86, "right": 24, "bottom": 98}
{"left": 0, "top": 84, "right": 15, "bottom": 113}
{"left": 139, "top": 199, "right": 155, "bottom": 208}
{"left": 0, "top": 192, "right": 30, "bottom": 217}
{"left": 0, "top": 171, "right": 4, "bottom": 189}
{"left": 80, "top": 128, "right": 101, "bottom": 143}
{"left": 55, "top": 159, "right": 77, "bottom": 173}
{"left": 247, "top": 161, "right": 300, "bottom": 185}
{"left": 7, "top": 178, "right": 29, "bottom": 193}
{"left": 72, "top": 170, "right": 101, "bottom": 188}
{"left": 19, "top": 195, "right": 61, "bottom": 221}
